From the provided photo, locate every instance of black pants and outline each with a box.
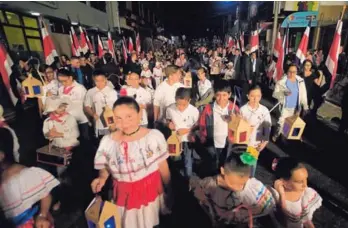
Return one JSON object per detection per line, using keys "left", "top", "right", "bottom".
{"left": 78, "top": 122, "right": 90, "bottom": 142}
{"left": 339, "top": 109, "right": 348, "bottom": 134}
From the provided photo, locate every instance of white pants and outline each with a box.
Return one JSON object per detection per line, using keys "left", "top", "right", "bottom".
{"left": 275, "top": 107, "right": 296, "bottom": 136}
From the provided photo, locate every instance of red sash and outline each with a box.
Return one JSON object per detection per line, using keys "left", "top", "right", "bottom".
{"left": 63, "top": 86, "right": 74, "bottom": 95}
{"left": 49, "top": 113, "right": 67, "bottom": 123}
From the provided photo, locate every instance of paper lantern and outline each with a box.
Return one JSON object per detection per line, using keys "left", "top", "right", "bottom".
{"left": 228, "top": 114, "right": 251, "bottom": 144}
{"left": 22, "top": 74, "right": 43, "bottom": 98}
{"left": 85, "top": 197, "right": 122, "bottom": 228}
{"left": 101, "top": 105, "right": 115, "bottom": 128}
{"left": 184, "top": 72, "right": 192, "bottom": 88}
{"left": 36, "top": 144, "right": 72, "bottom": 167}
{"left": 167, "top": 131, "right": 182, "bottom": 156}
{"left": 283, "top": 115, "right": 306, "bottom": 140}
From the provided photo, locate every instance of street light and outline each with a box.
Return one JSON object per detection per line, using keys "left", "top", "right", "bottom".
{"left": 30, "top": 12, "right": 40, "bottom": 16}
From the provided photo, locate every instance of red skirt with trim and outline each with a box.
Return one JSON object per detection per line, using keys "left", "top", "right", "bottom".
{"left": 113, "top": 170, "right": 163, "bottom": 210}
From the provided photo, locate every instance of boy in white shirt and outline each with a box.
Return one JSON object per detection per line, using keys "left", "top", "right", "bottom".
{"left": 126, "top": 73, "right": 152, "bottom": 127}
{"left": 153, "top": 65, "right": 184, "bottom": 126}
{"left": 57, "top": 69, "right": 89, "bottom": 141}
{"left": 240, "top": 85, "right": 271, "bottom": 177}
{"left": 195, "top": 67, "right": 214, "bottom": 110}
{"left": 199, "top": 81, "right": 240, "bottom": 174}
{"left": 84, "top": 70, "right": 118, "bottom": 139}
{"left": 166, "top": 88, "right": 199, "bottom": 177}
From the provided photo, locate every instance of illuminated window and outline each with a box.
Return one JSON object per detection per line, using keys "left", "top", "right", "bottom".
{"left": 25, "top": 29, "right": 40, "bottom": 37}
{"left": 23, "top": 16, "right": 38, "bottom": 28}
{"left": 3, "top": 26, "right": 27, "bottom": 50}
{"left": 27, "top": 38, "right": 43, "bottom": 52}
{"left": 5, "top": 12, "right": 21, "bottom": 26}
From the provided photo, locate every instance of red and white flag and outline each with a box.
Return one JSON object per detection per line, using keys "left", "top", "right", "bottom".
{"left": 97, "top": 35, "right": 104, "bottom": 58}
{"left": 0, "top": 44, "right": 17, "bottom": 105}
{"left": 108, "top": 31, "right": 115, "bottom": 58}
{"left": 136, "top": 33, "right": 141, "bottom": 55}
{"left": 84, "top": 28, "right": 94, "bottom": 53}
{"left": 295, "top": 25, "right": 310, "bottom": 64}
{"left": 249, "top": 29, "right": 259, "bottom": 53}
{"left": 70, "top": 26, "right": 81, "bottom": 56}
{"left": 326, "top": 20, "right": 342, "bottom": 89}
{"left": 227, "top": 36, "right": 235, "bottom": 49}
{"left": 40, "top": 18, "right": 58, "bottom": 66}
{"left": 122, "top": 39, "right": 128, "bottom": 64}
{"left": 267, "top": 31, "right": 281, "bottom": 79}
{"left": 128, "top": 37, "right": 134, "bottom": 53}
{"left": 79, "top": 26, "right": 89, "bottom": 54}
{"left": 240, "top": 32, "right": 245, "bottom": 52}
{"left": 69, "top": 31, "right": 78, "bottom": 57}
{"left": 273, "top": 32, "right": 286, "bottom": 81}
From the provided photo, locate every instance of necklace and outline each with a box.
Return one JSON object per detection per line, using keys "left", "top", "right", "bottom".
{"left": 122, "top": 126, "right": 140, "bottom": 136}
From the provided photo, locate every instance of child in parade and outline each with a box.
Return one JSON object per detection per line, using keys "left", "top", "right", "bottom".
{"left": 0, "top": 105, "right": 19, "bottom": 163}
{"left": 153, "top": 65, "right": 184, "bottom": 127}
{"left": 0, "top": 134, "right": 59, "bottom": 228}
{"left": 42, "top": 66, "right": 60, "bottom": 107}
{"left": 140, "top": 62, "right": 154, "bottom": 89}
{"left": 91, "top": 97, "right": 171, "bottom": 228}
{"left": 199, "top": 81, "right": 239, "bottom": 174}
{"left": 153, "top": 61, "right": 164, "bottom": 88}
{"left": 240, "top": 85, "right": 271, "bottom": 177}
{"left": 273, "top": 157, "right": 322, "bottom": 228}
{"left": 126, "top": 73, "right": 152, "bottom": 127}
{"left": 84, "top": 70, "right": 118, "bottom": 139}
{"left": 195, "top": 67, "right": 214, "bottom": 110}
{"left": 141, "top": 75, "right": 155, "bottom": 101}
{"left": 189, "top": 152, "right": 276, "bottom": 227}
{"left": 166, "top": 88, "right": 199, "bottom": 177}
{"left": 57, "top": 68, "right": 90, "bottom": 141}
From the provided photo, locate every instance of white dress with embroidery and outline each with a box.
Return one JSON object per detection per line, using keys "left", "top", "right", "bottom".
{"left": 94, "top": 129, "right": 169, "bottom": 228}
{"left": 0, "top": 167, "right": 59, "bottom": 219}
{"left": 273, "top": 187, "right": 322, "bottom": 228}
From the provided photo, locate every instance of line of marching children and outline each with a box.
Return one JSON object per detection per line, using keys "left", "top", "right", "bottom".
{"left": 0, "top": 52, "right": 322, "bottom": 228}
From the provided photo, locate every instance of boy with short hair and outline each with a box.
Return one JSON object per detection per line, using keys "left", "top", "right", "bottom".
{"left": 166, "top": 88, "right": 199, "bottom": 177}
{"left": 199, "top": 81, "right": 239, "bottom": 174}
{"left": 189, "top": 153, "right": 276, "bottom": 227}
{"left": 196, "top": 67, "right": 213, "bottom": 109}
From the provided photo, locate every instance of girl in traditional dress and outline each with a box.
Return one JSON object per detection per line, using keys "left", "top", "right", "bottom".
{"left": 273, "top": 157, "right": 322, "bottom": 228}
{"left": 0, "top": 132, "right": 59, "bottom": 228}
{"left": 91, "top": 96, "right": 171, "bottom": 228}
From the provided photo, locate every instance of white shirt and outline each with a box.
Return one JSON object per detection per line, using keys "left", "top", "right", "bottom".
{"left": 43, "top": 114, "right": 80, "bottom": 148}
{"left": 84, "top": 86, "right": 118, "bottom": 135}
{"left": 240, "top": 104, "right": 272, "bottom": 148}
{"left": 141, "top": 69, "right": 153, "bottom": 78}
{"left": 42, "top": 79, "right": 60, "bottom": 106}
{"left": 153, "top": 67, "right": 163, "bottom": 78}
{"left": 133, "top": 86, "right": 152, "bottom": 125}
{"left": 154, "top": 80, "right": 184, "bottom": 122}
{"left": 224, "top": 69, "right": 235, "bottom": 80}
{"left": 58, "top": 81, "right": 88, "bottom": 124}
{"left": 213, "top": 102, "right": 230, "bottom": 148}
{"left": 252, "top": 59, "right": 256, "bottom": 73}
{"left": 166, "top": 103, "right": 199, "bottom": 142}
{"left": 197, "top": 79, "right": 212, "bottom": 97}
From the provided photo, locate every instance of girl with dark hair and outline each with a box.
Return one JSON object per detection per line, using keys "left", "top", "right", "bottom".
{"left": 0, "top": 128, "right": 59, "bottom": 228}
{"left": 273, "top": 157, "right": 322, "bottom": 228}
{"left": 91, "top": 97, "right": 172, "bottom": 228}
{"left": 300, "top": 60, "right": 320, "bottom": 111}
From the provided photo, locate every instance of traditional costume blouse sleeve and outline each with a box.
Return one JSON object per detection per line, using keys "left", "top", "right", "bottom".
{"left": 94, "top": 135, "right": 112, "bottom": 170}
{"left": 0, "top": 167, "right": 59, "bottom": 218}
{"left": 144, "top": 130, "right": 169, "bottom": 166}
{"left": 63, "top": 115, "right": 80, "bottom": 140}
{"left": 301, "top": 187, "right": 322, "bottom": 223}
{"left": 42, "top": 119, "right": 50, "bottom": 138}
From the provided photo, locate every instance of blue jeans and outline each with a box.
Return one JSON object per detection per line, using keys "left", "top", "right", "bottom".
{"left": 182, "top": 142, "right": 194, "bottom": 177}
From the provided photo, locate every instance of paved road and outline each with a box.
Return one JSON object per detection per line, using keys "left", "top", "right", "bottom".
{"left": 6, "top": 94, "right": 348, "bottom": 228}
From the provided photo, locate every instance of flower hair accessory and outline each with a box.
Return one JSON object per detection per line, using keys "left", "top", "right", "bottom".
{"left": 240, "top": 147, "right": 259, "bottom": 166}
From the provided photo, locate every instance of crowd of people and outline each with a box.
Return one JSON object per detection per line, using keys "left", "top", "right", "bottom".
{"left": 1, "top": 39, "right": 337, "bottom": 228}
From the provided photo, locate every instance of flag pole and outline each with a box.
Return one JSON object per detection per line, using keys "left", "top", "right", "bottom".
{"left": 340, "top": 5, "right": 346, "bottom": 21}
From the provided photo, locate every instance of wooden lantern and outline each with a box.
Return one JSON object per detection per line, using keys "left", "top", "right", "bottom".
{"left": 184, "top": 72, "right": 192, "bottom": 88}
{"left": 22, "top": 74, "right": 43, "bottom": 98}
{"left": 228, "top": 114, "right": 251, "bottom": 144}
{"left": 167, "top": 131, "right": 182, "bottom": 156}
{"left": 36, "top": 144, "right": 72, "bottom": 167}
{"left": 101, "top": 105, "right": 115, "bottom": 128}
{"left": 85, "top": 197, "right": 122, "bottom": 228}
{"left": 283, "top": 114, "right": 306, "bottom": 140}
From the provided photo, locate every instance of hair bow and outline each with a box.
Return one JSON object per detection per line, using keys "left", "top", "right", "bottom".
{"left": 240, "top": 146, "right": 259, "bottom": 166}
